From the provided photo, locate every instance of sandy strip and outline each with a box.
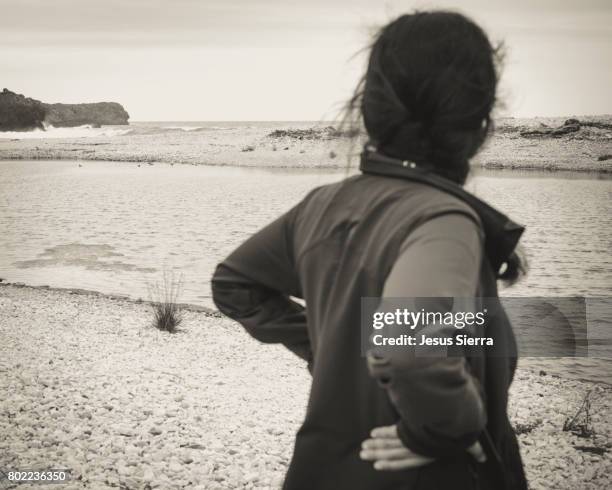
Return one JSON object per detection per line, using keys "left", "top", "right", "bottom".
{"left": 1, "top": 284, "right": 610, "bottom": 489}
{"left": 0, "top": 125, "right": 611, "bottom": 173}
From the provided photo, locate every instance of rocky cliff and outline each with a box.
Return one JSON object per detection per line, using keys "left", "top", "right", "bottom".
{"left": 0, "top": 89, "right": 47, "bottom": 131}
{"left": 0, "top": 89, "right": 129, "bottom": 131}
{"left": 44, "top": 102, "right": 129, "bottom": 127}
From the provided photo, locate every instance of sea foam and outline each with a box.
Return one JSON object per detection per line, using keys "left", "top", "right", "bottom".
{"left": 0, "top": 124, "right": 132, "bottom": 139}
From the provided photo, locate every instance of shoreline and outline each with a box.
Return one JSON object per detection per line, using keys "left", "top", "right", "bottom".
{"left": 1, "top": 283, "right": 611, "bottom": 489}
{"left": 1, "top": 118, "right": 611, "bottom": 174}
{"left": 0, "top": 281, "right": 221, "bottom": 317}
{"left": 1, "top": 155, "right": 611, "bottom": 175}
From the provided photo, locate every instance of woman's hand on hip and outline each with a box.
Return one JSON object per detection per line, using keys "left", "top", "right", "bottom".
{"left": 360, "top": 424, "right": 486, "bottom": 471}
{"left": 360, "top": 424, "right": 435, "bottom": 471}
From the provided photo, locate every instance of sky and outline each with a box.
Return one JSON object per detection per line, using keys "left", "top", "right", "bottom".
{"left": 1, "top": 0, "right": 611, "bottom": 121}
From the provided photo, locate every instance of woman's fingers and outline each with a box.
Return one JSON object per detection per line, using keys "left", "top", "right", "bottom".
{"left": 370, "top": 424, "right": 398, "bottom": 439}
{"left": 363, "top": 424, "right": 485, "bottom": 472}
{"left": 360, "top": 447, "right": 412, "bottom": 461}
{"left": 467, "top": 441, "right": 487, "bottom": 463}
{"left": 373, "top": 455, "right": 435, "bottom": 471}
{"left": 362, "top": 424, "right": 436, "bottom": 471}
{"left": 362, "top": 437, "right": 404, "bottom": 450}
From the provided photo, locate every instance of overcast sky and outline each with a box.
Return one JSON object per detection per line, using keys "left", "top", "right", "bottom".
{"left": 2, "top": 0, "right": 611, "bottom": 120}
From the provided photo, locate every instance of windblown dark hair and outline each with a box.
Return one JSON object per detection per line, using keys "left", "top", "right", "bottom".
{"left": 342, "top": 11, "right": 526, "bottom": 283}
{"left": 343, "top": 10, "right": 503, "bottom": 185}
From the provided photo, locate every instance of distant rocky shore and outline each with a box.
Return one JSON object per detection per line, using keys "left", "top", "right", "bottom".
{"left": 0, "top": 89, "right": 129, "bottom": 131}
{"left": 500, "top": 117, "right": 612, "bottom": 141}
{"left": 0, "top": 116, "right": 610, "bottom": 173}
{"left": 262, "top": 118, "right": 612, "bottom": 144}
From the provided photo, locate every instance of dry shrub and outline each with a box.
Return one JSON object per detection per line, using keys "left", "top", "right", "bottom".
{"left": 148, "top": 271, "right": 183, "bottom": 333}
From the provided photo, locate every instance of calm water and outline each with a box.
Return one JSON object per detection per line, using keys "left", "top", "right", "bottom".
{"left": 1, "top": 160, "right": 611, "bottom": 382}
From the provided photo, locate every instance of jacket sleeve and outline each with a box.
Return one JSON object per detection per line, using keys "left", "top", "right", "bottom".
{"left": 367, "top": 212, "right": 486, "bottom": 457}
{"left": 211, "top": 204, "right": 312, "bottom": 369}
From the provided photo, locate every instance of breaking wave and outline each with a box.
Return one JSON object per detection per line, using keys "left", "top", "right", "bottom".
{"left": 0, "top": 122, "right": 291, "bottom": 139}
{"left": 0, "top": 124, "right": 133, "bottom": 139}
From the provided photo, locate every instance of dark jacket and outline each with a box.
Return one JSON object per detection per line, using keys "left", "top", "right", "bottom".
{"left": 211, "top": 150, "right": 528, "bottom": 490}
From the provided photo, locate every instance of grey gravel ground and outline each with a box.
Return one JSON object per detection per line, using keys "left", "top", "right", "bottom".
{"left": 1, "top": 284, "right": 610, "bottom": 489}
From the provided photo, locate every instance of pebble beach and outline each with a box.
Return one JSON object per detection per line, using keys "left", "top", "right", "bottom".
{"left": 1, "top": 283, "right": 611, "bottom": 490}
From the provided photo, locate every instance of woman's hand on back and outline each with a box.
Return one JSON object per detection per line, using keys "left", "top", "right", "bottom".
{"left": 360, "top": 425, "right": 435, "bottom": 470}
{"left": 360, "top": 424, "right": 486, "bottom": 471}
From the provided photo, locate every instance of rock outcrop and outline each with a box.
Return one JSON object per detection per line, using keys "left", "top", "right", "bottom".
{"left": 0, "top": 89, "right": 47, "bottom": 131}
{"left": 44, "top": 102, "right": 129, "bottom": 127}
{"left": 519, "top": 118, "right": 612, "bottom": 139}
{"left": 0, "top": 88, "right": 129, "bottom": 131}
{"left": 267, "top": 126, "right": 359, "bottom": 140}
{"left": 520, "top": 119, "right": 582, "bottom": 138}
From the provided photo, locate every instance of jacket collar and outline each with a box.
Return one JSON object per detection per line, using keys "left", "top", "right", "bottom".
{"left": 359, "top": 146, "right": 525, "bottom": 275}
